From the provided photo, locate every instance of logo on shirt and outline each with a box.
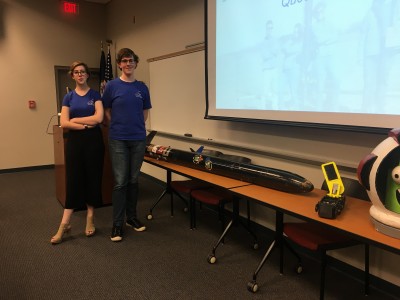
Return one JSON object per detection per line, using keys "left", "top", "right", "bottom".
{"left": 87, "top": 99, "right": 94, "bottom": 106}
{"left": 135, "top": 91, "right": 143, "bottom": 99}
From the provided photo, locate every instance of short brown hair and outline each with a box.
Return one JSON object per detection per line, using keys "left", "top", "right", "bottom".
{"left": 116, "top": 48, "right": 139, "bottom": 64}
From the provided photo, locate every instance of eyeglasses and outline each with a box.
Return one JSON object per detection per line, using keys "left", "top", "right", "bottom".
{"left": 73, "top": 70, "right": 87, "bottom": 75}
{"left": 120, "top": 59, "right": 135, "bottom": 64}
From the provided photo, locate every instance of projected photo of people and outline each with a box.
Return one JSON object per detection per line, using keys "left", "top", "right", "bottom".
{"left": 362, "top": 0, "right": 400, "bottom": 113}
{"left": 212, "top": 0, "right": 400, "bottom": 116}
{"left": 308, "top": 1, "right": 341, "bottom": 111}
{"left": 281, "top": 22, "right": 305, "bottom": 110}
{"left": 261, "top": 19, "right": 282, "bottom": 110}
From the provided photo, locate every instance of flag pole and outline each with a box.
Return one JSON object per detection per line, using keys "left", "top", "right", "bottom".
{"left": 99, "top": 40, "right": 106, "bottom": 95}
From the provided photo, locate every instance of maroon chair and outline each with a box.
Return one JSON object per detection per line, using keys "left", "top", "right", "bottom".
{"left": 170, "top": 179, "right": 213, "bottom": 229}
{"left": 190, "top": 186, "right": 234, "bottom": 231}
{"left": 191, "top": 182, "right": 258, "bottom": 265}
{"left": 190, "top": 153, "right": 252, "bottom": 230}
{"left": 147, "top": 149, "right": 222, "bottom": 222}
{"left": 281, "top": 177, "right": 370, "bottom": 300}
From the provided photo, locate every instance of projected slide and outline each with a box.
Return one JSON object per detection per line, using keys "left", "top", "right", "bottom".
{"left": 206, "top": 0, "right": 400, "bottom": 131}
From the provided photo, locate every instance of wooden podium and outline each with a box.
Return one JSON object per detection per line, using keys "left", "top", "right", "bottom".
{"left": 53, "top": 125, "right": 114, "bottom": 207}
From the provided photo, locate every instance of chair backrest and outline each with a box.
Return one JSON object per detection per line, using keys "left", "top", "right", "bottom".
{"left": 321, "top": 177, "right": 370, "bottom": 201}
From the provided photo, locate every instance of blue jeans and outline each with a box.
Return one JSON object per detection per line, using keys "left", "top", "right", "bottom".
{"left": 108, "top": 138, "right": 146, "bottom": 226}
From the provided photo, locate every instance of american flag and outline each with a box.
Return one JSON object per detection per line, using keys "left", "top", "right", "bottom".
{"left": 99, "top": 45, "right": 106, "bottom": 94}
{"left": 105, "top": 45, "right": 113, "bottom": 81}
{"left": 100, "top": 44, "right": 113, "bottom": 95}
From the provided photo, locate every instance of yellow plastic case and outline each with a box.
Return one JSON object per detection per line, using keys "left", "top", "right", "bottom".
{"left": 321, "top": 162, "right": 345, "bottom": 198}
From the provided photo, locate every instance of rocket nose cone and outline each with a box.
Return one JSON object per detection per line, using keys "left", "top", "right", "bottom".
{"left": 303, "top": 180, "right": 314, "bottom": 192}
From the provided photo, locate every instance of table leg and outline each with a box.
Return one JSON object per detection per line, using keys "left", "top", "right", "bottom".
{"left": 247, "top": 211, "right": 285, "bottom": 293}
{"left": 147, "top": 170, "right": 181, "bottom": 220}
{"left": 207, "top": 197, "right": 259, "bottom": 264}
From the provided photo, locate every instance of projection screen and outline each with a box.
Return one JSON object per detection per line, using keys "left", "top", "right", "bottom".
{"left": 205, "top": 0, "right": 400, "bottom": 133}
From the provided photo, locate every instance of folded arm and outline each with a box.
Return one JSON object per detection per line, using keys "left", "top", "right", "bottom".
{"left": 60, "top": 101, "right": 104, "bottom": 129}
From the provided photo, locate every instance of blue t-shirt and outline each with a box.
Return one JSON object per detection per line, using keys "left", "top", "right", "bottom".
{"left": 102, "top": 78, "right": 152, "bottom": 140}
{"left": 62, "top": 89, "right": 101, "bottom": 119}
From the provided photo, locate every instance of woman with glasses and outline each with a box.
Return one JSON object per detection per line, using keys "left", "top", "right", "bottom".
{"left": 102, "top": 48, "right": 152, "bottom": 242}
{"left": 51, "top": 61, "right": 104, "bottom": 244}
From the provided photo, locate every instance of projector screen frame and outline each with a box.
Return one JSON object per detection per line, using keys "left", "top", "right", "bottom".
{"left": 204, "top": 0, "right": 399, "bottom": 135}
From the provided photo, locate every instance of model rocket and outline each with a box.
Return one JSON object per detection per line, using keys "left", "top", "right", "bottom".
{"left": 145, "top": 131, "right": 314, "bottom": 194}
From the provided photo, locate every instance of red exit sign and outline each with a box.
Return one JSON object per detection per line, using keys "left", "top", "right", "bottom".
{"left": 63, "top": 1, "right": 79, "bottom": 15}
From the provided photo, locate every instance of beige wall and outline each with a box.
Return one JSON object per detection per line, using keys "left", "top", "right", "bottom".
{"left": 105, "top": 0, "right": 204, "bottom": 85}
{"left": 1, "top": 0, "right": 399, "bottom": 289}
{"left": 0, "top": 0, "right": 106, "bottom": 169}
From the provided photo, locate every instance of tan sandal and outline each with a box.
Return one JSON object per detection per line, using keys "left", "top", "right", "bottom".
{"left": 51, "top": 223, "right": 71, "bottom": 244}
{"left": 85, "top": 216, "right": 96, "bottom": 237}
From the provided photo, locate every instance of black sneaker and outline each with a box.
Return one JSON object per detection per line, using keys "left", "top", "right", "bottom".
{"left": 126, "top": 218, "right": 146, "bottom": 232}
{"left": 110, "top": 225, "right": 123, "bottom": 242}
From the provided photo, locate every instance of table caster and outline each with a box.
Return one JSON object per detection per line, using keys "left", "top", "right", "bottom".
{"left": 295, "top": 263, "right": 303, "bottom": 274}
{"left": 207, "top": 254, "right": 216, "bottom": 264}
{"left": 247, "top": 280, "right": 258, "bottom": 293}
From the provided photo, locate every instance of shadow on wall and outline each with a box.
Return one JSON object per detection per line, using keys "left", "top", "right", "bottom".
{"left": 0, "top": 1, "right": 5, "bottom": 40}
